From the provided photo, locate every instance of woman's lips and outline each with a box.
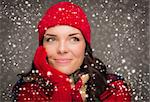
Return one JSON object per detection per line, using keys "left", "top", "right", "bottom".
{"left": 54, "top": 59, "right": 72, "bottom": 65}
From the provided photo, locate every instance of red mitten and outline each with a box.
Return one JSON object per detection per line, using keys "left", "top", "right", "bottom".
{"left": 33, "top": 46, "right": 68, "bottom": 82}
{"left": 33, "top": 46, "right": 84, "bottom": 101}
{"left": 33, "top": 46, "right": 49, "bottom": 77}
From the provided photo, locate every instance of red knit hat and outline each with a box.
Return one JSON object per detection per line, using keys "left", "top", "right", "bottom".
{"left": 38, "top": 1, "right": 91, "bottom": 45}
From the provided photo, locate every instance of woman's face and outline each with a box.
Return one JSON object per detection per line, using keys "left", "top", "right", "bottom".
{"left": 43, "top": 25, "right": 86, "bottom": 75}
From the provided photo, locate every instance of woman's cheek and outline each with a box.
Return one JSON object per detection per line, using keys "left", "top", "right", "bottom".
{"left": 44, "top": 43, "right": 56, "bottom": 55}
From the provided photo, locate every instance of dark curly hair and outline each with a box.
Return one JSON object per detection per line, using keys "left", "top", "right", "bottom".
{"left": 79, "top": 43, "right": 107, "bottom": 101}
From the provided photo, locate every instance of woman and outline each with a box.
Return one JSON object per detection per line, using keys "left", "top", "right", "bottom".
{"left": 12, "top": 1, "right": 131, "bottom": 102}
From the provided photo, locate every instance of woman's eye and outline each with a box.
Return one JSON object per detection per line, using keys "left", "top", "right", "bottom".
{"left": 45, "top": 37, "right": 56, "bottom": 42}
{"left": 71, "top": 37, "right": 80, "bottom": 42}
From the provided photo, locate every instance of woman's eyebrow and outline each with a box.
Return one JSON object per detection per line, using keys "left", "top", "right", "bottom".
{"left": 44, "top": 33, "right": 56, "bottom": 36}
{"left": 69, "top": 33, "right": 80, "bottom": 36}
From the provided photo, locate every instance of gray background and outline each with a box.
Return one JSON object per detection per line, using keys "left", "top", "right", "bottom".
{"left": 0, "top": 0, "right": 149, "bottom": 101}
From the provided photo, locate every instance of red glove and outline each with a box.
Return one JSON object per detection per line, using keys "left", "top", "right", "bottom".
{"left": 33, "top": 46, "right": 83, "bottom": 102}
{"left": 33, "top": 46, "right": 68, "bottom": 82}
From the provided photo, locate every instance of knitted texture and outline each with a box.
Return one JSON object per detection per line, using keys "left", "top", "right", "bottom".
{"left": 38, "top": 1, "right": 91, "bottom": 45}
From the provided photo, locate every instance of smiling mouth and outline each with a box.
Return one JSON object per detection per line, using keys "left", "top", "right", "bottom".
{"left": 54, "top": 59, "right": 72, "bottom": 65}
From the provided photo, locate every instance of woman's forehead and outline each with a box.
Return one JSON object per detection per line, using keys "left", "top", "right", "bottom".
{"left": 44, "top": 25, "right": 83, "bottom": 36}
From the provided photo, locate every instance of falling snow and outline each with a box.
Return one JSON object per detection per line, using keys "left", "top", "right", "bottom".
{"left": 0, "top": 0, "right": 149, "bottom": 102}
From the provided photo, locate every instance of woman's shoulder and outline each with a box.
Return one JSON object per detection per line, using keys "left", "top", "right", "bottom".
{"left": 12, "top": 77, "right": 39, "bottom": 92}
{"left": 16, "top": 81, "right": 39, "bottom": 91}
{"left": 99, "top": 73, "right": 131, "bottom": 102}
{"left": 12, "top": 78, "right": 39, "bottom": 97}
{"left": 12, "top": 73, "right": 51, "bottom": 93}
{"left": 12, "top": 78, "right": 50, "bottom": 101}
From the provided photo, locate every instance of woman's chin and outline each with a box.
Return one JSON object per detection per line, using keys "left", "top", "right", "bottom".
{"left": 56, "top": 68, "right": 76, "bottom": 75}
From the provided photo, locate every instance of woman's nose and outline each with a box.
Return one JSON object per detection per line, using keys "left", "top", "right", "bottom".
{"left": 57, "top": 41, "right": 68, "bottom": 54}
